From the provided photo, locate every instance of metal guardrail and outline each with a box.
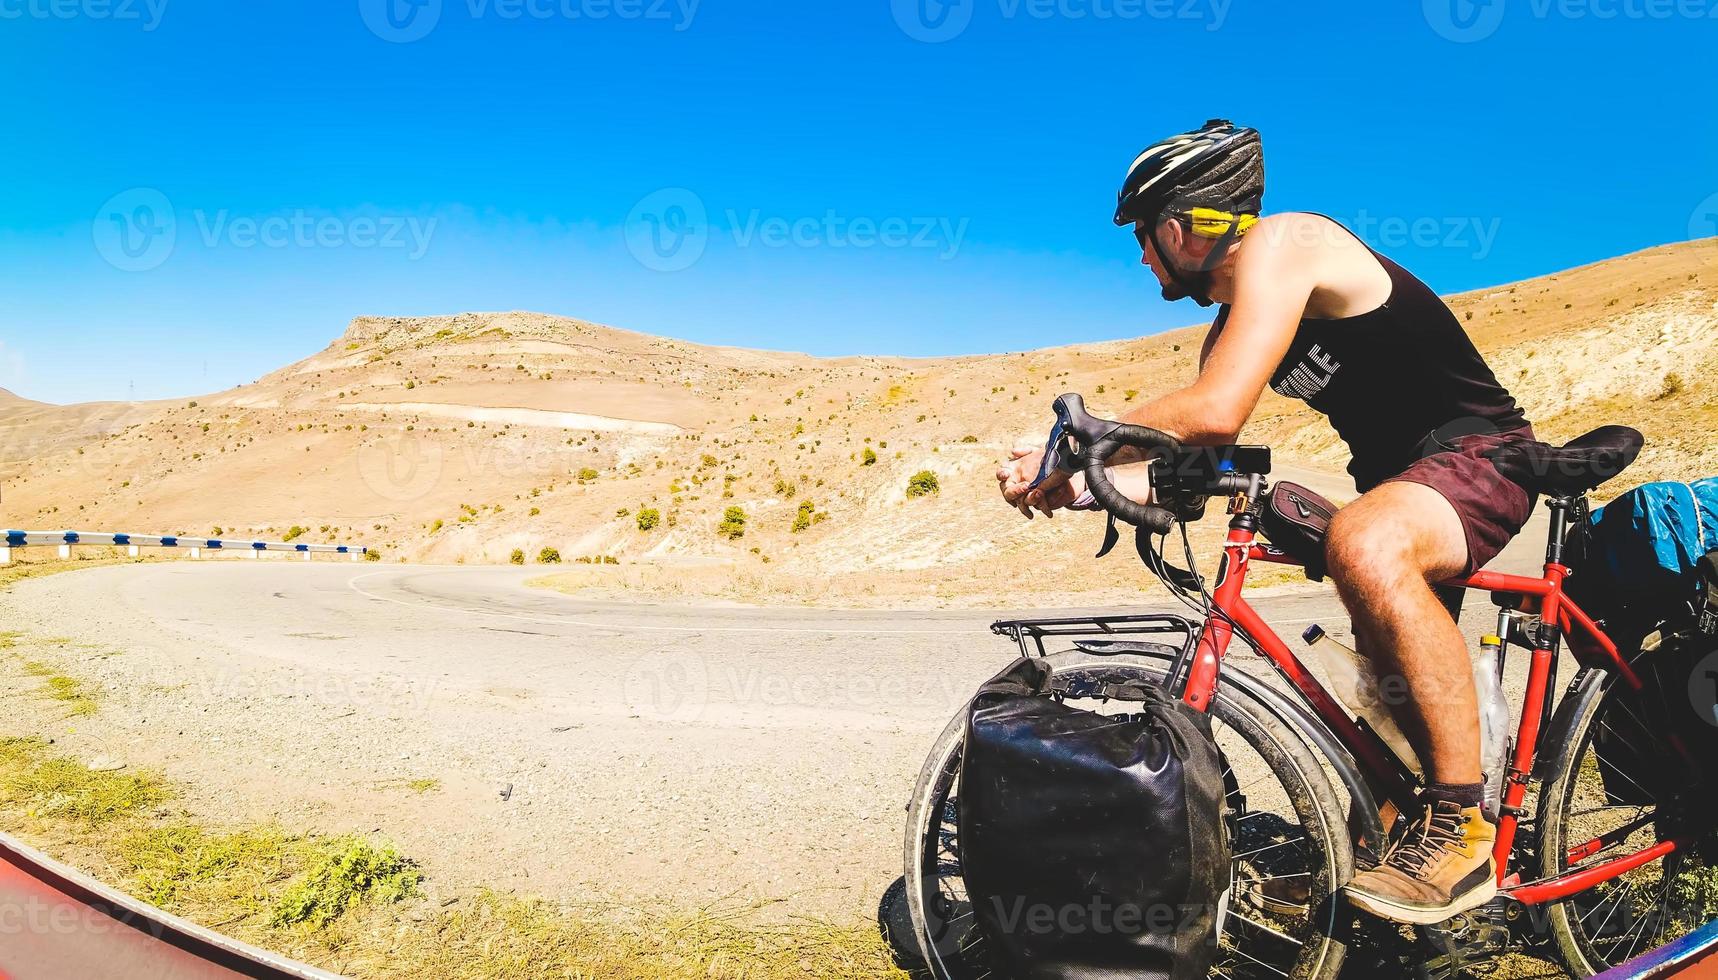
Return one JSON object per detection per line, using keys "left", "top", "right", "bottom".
{"left": 1, "top": 530, "right": 368, "bottom": 564}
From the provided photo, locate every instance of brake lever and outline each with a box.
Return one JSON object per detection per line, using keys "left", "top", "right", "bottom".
{"left": 1028, "top": 418, "right": 1080, "bottom": 491}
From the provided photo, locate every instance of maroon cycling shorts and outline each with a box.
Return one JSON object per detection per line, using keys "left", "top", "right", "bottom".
{"left": 1379, "top": 429, "right": 1538, "bottom": 576}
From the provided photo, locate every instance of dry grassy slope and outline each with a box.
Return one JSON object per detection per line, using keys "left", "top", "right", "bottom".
{"left": 0, "top": 388, "right": 165, "bottom": 482}
{"left": 0, "top": 240, "right": 1713, "bottom": 605}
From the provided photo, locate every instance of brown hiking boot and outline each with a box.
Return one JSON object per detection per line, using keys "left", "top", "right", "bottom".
{"left": 1344, "top": 800, "right": 1497, "bottom": 925}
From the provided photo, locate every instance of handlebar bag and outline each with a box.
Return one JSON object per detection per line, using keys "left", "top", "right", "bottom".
{"left": 958, "top": 657, "right": 1229, "bottom": 980}
{"left": 1260, "top": 482, "right": 1339, "bottom": 582}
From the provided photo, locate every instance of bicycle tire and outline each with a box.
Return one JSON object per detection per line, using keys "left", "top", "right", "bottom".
{"left": 902, "top": 647, "right": 1356, "bottom": 980}
{"left": 1539, "top": 671, "right": 1718, "bottom": 976}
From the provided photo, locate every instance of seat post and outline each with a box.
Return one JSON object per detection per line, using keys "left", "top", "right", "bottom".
{"left": 1545, "top": 496, "right": 1571, "bottom": 566}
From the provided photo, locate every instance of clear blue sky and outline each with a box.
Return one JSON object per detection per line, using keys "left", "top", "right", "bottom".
{"left": 2, "top": 0, "right": 1714, "bottom": 403}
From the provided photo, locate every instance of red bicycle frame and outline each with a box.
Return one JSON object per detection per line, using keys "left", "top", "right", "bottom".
{"left": 1177, "top": 502, "right": 1685, "bottom": 906}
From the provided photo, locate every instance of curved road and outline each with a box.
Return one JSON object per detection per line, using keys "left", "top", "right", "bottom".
{"left": 0, "top": 549, "right": 1532, "bottom": 924}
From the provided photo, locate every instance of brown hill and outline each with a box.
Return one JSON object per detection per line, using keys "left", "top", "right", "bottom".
{"left": 1, "top": 240, "right": 1713, "bottom": 606}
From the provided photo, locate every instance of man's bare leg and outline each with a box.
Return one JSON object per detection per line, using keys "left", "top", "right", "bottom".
{"left": 1326, "top": 481, "right": 1497, "bottom": 924}
{"left": 1326, "top": 481, "right": 1478, "bottom": 782}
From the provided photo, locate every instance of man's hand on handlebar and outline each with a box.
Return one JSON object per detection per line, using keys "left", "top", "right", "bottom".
{"left": 998, "top": 446, "right": 1075, "bottom": 518}
{"left": 997, "top": 446, "right": 1155, "bottom": 520}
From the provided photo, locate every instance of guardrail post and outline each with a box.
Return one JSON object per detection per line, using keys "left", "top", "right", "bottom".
{"left": 128, "top": 545, "right": 140, "bottom": 558}
{"left": 189, "top": 547, "right": 202, "bottom": 560}
{"left": 301, "top": 551, "right": 312, "bottom": 562}
{"left": 351, "top": 552, "right": 360, "bottom": 563}
{"left": 248, "top": 549, "right": 260, "bottom": 560}
{"left": 57, "top": 544, "right": 71, "bottom": 560}
{"left": 0, "top": 547, "right": 10, "bottom": 566}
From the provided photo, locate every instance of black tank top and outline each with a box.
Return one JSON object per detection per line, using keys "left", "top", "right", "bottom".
{"left": 1221, "top": 221, "right": 1528, "bottom": 490}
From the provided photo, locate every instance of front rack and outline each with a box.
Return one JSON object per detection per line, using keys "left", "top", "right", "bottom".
{"left": 989, "top": 612, "right": 1200, "bottom": 662}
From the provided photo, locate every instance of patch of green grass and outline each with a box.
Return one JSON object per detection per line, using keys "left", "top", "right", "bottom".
{"left": 271, "top": 837, "right": 421, "bottom": 928}
{"left": 406, "top": 778, "right": 440, "bottom": 794}
{"left": 0, "top": 737, "right": 168, "bottom": 824}
{"left": 379, "top": 891, "right": 910, "bottom": 980}
{"left": 119, "top": 822, "right": 300, "bottom": 913}
{"left": 42, "top": 674, "right": 98, "bottom": 716}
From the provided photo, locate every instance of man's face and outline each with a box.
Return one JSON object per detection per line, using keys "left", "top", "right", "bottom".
{"left": 1134, "top": 220, "right": 1176, "bottom": 290}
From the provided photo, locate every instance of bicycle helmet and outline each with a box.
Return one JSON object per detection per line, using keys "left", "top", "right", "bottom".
{"left": 1115, "top": 119, "right": 1264, "bottom": 306}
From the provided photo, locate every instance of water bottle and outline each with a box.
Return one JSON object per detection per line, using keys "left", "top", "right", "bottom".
{"left": 1474, "top": 635, "right": 1511, "bottom": 818}
{"left": 1302, "top": 626, "right": 1423, "bottom": 774}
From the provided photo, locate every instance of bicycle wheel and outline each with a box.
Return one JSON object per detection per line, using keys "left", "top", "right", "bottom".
{"left": 902, "top": 647, "right": 1355, "bottom": 980}
{"left": 1540, "top": 672, "right": 1718, "bottom": 976}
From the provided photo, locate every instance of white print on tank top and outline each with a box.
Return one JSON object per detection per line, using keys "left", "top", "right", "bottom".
{"left": 1272, "top": 344, "right": 1343, "bottom": 401}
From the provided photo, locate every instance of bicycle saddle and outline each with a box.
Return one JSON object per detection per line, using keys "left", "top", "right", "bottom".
{"left": 1485, "top": 426, "right": 1644, "bottom": 497}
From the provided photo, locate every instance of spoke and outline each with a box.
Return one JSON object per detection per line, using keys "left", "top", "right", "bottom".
{"left": 1233, "top": 836, "right": 1308, "bottom": 862}
{"left": 1235, "top": 809, "right": 1289, "bottom": 823}
{"left": 1568, "top": 804, "right": 1648, "bottom": 819}
{"left": 1244, "top": 870, "right": 1313, "bottom": 883}
{"left": 1616, "top": 874, "right": 1672, "bottom": 963}
{"left": 1234, "top": 773, "right": 1284, "bottom": 796}
{"left": 1589, "top": 878, "right": 1639, "bottom": 940}
{"left": 1587, "top": 747, "right": 1657, "bottom": 805}
{"left": 1226, "top": 941, "right": 1294, "bottom": 978}
{"left": 1225, "top": 909, "right": 1305, "bottom": 946}
{"left": 1236, "top": 881, "right": 1310, "bottom": 911}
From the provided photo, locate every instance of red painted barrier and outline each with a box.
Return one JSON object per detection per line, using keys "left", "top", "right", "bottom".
{"left": 0, "top": 832, "right": 339, "bottom": 980}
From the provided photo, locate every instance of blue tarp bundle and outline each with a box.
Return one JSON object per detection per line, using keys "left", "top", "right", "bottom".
{"left": 1586, "top": 477, "right": 1718, "bottom": 603}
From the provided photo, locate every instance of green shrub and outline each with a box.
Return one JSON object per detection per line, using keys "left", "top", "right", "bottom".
{"left": 364, "top": 550, "right": 381, "bottom": 562}
{"left": 282, "top": 526, "right": 307, "bottom": 542}
{"left": 791, "top": 499, "right": 816, "bottom": 533}
{"left": 861, "top": 448, "right": 877, "bottom": 466}
{"left": 636, "top": 507, "right": 661, "bottom": 531}
{"left": 537, "top": 547, "right": 562, "bottom": 564}
{"left": 1659, "top": 372, "right": 1686, "bottom": 400}
{"left": 271, "top": 838, "right": 420, "bottom": 928}
{"left": 717, "top": 506, "right": 747, "bottom": 540}
{"left": 577, "top": 468, "right": 599, "bottom": 481}
{"left": 774, "top": 477, "right": 797, "bottom": 498}
{"left": 906, "top": 470, "right": 940, "bottom": 498}
{"left": 509, "top": 548, "right": 525, "bottom": 565}
{"left": 960, "top": 435, "right": 978, "bottom": 443}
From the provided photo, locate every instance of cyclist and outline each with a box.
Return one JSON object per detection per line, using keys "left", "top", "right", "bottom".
{"left": 996, "top": 120, "right": 1537, "bottom": 925}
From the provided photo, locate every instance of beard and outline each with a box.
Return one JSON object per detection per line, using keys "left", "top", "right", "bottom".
{"left": 1160, "top": 278, "right": 1215, "bottom": 307}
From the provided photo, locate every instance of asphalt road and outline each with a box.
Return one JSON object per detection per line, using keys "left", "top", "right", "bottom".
{"left": 0, "top": 504, "right": 1554, "bottom": 924}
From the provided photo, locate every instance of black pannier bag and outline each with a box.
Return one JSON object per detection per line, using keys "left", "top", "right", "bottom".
{"left": 958, "top": 657, "right": 1230, "bottom": 980}
{"left": 1259, "top": 481, "right": 1339, "bottom": 581}
{"left": 1575, "top": 547, "right": 1718, "bottom": 806}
